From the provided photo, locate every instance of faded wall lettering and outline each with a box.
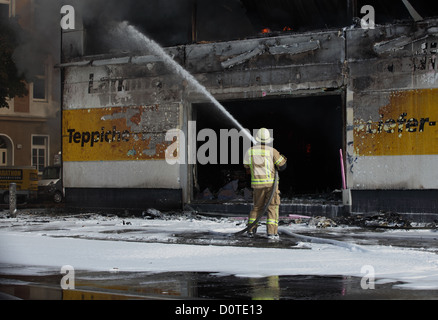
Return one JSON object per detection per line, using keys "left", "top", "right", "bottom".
{"left": 354, "top": 89, "right": 438, "bottom": 156}
{"left": 62, "top": 105, "right": 179, "bottom": 161}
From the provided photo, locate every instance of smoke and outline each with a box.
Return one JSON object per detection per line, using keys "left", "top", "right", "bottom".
{"left": 10, "top": 1, "right": 61, "bottom": 81}
{"left": 9, "top": 0, "right": 438, "bottom": 75}
{"left": 11, "top": 0, "right": 343, "bottom": 69}
{"left": 74, "top": 0, "right": 194, "bottom": 53}
{"left": 7, "top": 0, "right": 191, "bottom": 79}
{"left": 66, "top": 0, "right": 255, "bottom": 55}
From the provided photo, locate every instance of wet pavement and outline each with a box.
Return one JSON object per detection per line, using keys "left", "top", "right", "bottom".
{"left": 1, "top": 210, "right": 437, "bottom": 300}
{"left": 1, "top": 267, "right": 438, "bottom": 300}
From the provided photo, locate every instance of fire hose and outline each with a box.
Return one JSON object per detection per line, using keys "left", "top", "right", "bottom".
{"left": 210, "top": 169, "right": 367, "bottom": 251}
{"left": 234, "top": 170, "right": 279, "bottom": 236}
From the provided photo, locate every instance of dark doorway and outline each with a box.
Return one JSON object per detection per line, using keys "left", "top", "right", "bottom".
{"left": 193, "top": 95, "right": 343, "bottom": 201}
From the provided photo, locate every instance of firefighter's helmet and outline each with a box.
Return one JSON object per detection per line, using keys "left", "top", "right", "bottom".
{"left": 255, "top": 128, "right": 273, "bottom": 143}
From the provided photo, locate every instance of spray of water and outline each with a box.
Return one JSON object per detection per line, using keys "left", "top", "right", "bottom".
{"left": 116, "top": 22, "right": 256, "bottom": 144}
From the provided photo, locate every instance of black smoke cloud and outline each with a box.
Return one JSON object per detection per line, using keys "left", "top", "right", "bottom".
{"left": 79, "top": 0, "right": 194, "bottom": 54}
{"left": 10, "top": 0, "right": 198, "bottom": 74}
{"left": 11, "top": 0, "right": 438, "bottom": 69}
{"left": 73, "top": 0, "right": 254, "bottom": 55}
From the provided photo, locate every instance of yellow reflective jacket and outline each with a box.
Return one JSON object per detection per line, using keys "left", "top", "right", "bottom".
{"left": 243, "top": 145, "right": 287, "bottom": 189}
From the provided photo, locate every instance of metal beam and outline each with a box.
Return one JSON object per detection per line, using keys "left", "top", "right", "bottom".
{"left": 268, "top": 40, "right": 320, "bottom": 55}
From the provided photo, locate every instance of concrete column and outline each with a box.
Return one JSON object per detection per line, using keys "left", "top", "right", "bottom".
{"left": 9, "top": 183, "right": 17, "bottom": 217}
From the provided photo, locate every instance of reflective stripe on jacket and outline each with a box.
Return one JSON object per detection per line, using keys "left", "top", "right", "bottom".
{"left": 244, "top": 145, "right": 287, "bottom": 189}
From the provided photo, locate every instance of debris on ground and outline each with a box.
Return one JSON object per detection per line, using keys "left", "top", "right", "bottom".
{"left": 308, "top": 216, "right": 337, "bottom": 228}
{"left": 142, "top": 208, "right": 162, "bottom": 219}
{"left": 335, "top": 212, "right": 438, "bottom": 229}
{"left": 199, "top": 188, "right": 214, "bottom": 200}
{"left": 217, "top": 179, "right": 239, "bottom": 201}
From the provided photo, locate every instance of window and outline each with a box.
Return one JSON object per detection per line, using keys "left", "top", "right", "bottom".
{"left": 0, "top": 1, "right": 10, "bottom": 20}
{"left": 33, "top": 64, "right": 47, "bottom": 101}
{"left": 0, "top": 149, "right": 6, "bottom": 166}
{"left": 32, "top": 135, "right": 49, "bottom": 173}
{"left": 0, "top": 136, "right": 7, "bottom": 149}
{"left": 0, "top": 136, "right": 11, "bottom": 166}
{"left": 42, "top": 166, "right": 60, "bottom": 180}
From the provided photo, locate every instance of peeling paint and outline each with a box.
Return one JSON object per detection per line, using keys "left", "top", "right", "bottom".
{"left": 62, "top": 104, "right": 179, "bottom": 161}
{"left": 354, "top": 89, "right": 438, "bottom": 156}
{"left": 60, "top": 19, "right": 438, "bottom": 205}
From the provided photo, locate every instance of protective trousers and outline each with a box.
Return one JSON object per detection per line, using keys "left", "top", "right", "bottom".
{"left": 248, "top": 184, "right": 280, "bottom": 235}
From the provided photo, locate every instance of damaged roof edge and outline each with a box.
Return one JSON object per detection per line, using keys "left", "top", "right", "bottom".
{"left": 56, "top": 17, "right": 438, "bottom": 69}
{"left": 56, "top": 54, "right": 163, "bottom": 68}
{"left": 57, "top": 32, "right": 328, "bottom": 69}
{"left": 56, "top": 52, "right": 174, "bottom": 68}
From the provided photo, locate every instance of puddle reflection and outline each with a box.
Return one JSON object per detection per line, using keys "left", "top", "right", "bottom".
{"left": 1, "top": 269, "right": 437, "bottom": 300}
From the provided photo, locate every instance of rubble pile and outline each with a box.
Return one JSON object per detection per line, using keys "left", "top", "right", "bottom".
{"left": 308, "top": 216, "right": 337, "bottom": 228}
{"left": 335, "top": 212, "right": 438, "bottom": 229}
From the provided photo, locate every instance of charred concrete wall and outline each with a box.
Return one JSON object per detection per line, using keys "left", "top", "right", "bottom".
{"left": 346, "top": 20, "right": 438, "bottom": 214}
{"left": 61, "top": 18, "right": 438, "bottom": 214}
{"left": 62, "top": 29, "right": 345, "bottom": 210}
{"left": 62, "top": 60, "right": 185, "bottom": 209}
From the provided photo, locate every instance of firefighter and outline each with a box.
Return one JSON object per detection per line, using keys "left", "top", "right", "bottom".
{"left": 244, "top": 128, "right": 287, "bottom": 240}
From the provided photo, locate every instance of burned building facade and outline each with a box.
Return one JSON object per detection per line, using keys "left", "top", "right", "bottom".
{"left": 60, "top": 1, "right": 438, "bottom": 216}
